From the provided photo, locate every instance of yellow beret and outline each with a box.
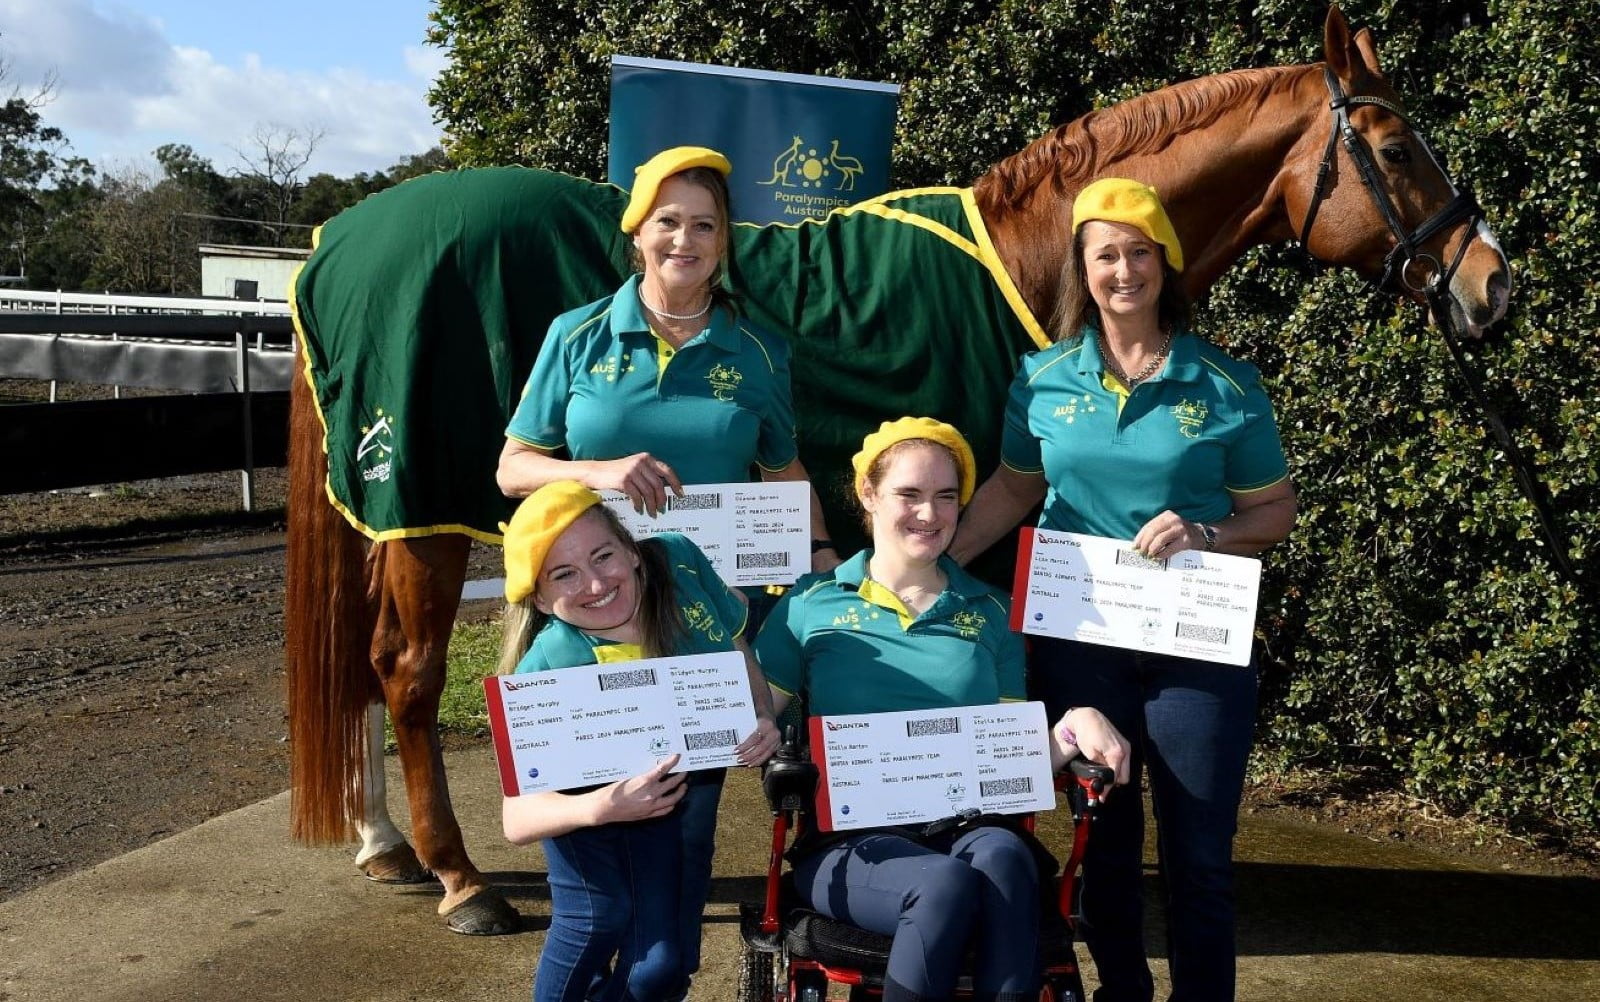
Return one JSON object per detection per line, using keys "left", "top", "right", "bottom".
{"left": 500, "top": 481, "right": 603, "bottom": 604}
{"left": 852, "top": 417, "right": 977, "bottom": 505}
{"left": 1071, "top": 177, "right": 1185, "bottom": 273}
{"left": 620, "top": 146, "right": 733, "bottom": 234}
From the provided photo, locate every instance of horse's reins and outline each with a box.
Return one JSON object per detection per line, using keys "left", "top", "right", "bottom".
{"left": 1298, "top": 68, "right": 1576, "bottom": 583}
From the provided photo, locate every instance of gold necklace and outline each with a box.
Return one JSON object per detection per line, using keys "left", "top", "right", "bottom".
{"left": 1102, "top": 330, "right": 1173, "bottom": 386}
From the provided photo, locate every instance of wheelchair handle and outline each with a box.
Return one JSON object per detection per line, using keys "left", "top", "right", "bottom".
{"left": 761, "top": 725, "right": 818, "bottom": 814}
{"left": 1068, "top": 757, "right": 1116, "bottom": 805}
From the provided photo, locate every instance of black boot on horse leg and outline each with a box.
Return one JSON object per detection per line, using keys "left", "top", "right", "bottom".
{"left": 371, "top": 535, "right": 520, "bottom": 935}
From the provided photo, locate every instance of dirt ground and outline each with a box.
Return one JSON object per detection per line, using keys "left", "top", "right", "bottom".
{"left": 0, "top": 471, "right": 291, "bottom": 901}
{"left": 1, "top": 464, "right": 1593, "bottom": 907}
{"left": 0, "top": 468, "right": 512, "bottom": 903}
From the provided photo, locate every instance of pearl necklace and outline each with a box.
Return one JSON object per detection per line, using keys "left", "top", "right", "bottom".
{"left": 640, "top": 290, "right": 712, "bottom": 322}
{"left": 1101, "top": 330, "right": 1173, "bottom": 386}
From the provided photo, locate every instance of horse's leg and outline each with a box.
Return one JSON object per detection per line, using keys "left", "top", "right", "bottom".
{"left": 354, "top": 701, "right": 430, "bottom": 884}
{"left": 369, "top": 535, "right": 519, "bottom": 935}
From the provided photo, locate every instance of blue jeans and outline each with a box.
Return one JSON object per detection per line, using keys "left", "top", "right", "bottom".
{"left": 1031, "top": 637, "right": 1256, "bottom": 1002}
{"left": 793, "top": 825, "right": 1042, "bottom": 1001}
{"left": 670, "top": 769, "right": 726, "bottom": 984}
{"left": 536, "top": 812, "right": 684, "bottom": 1002}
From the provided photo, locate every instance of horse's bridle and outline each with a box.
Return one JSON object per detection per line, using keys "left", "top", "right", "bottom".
{"left": 1297, "top": 67, "right": 1481, "bottom": 297}
{"left": 1296, "top": 68, "right": 1577, "bottom": 583}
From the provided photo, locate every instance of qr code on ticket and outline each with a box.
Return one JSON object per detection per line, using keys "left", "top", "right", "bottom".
{"left": 905, "top": 716, "right": 961, "bottom": 737}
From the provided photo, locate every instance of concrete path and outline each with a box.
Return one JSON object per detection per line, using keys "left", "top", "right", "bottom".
{"left": 2, "top": 746, "right": 1596, "bottom": 1002}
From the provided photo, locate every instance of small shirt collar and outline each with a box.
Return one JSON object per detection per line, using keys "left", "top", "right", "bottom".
{"left": 830, "top": 548, "right": 992, "bottom": 603}
{"left": 592, "top": 640, "right": 644, "bottom": 663}
{"left": 1075, "top": 325, "right": 1202, "bottom": 384}
{"left": 613, "top": 273, "right": 740, "bottom": 353}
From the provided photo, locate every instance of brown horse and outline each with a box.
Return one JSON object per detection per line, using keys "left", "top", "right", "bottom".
{"left": 285, "top": 6, "right": 1510, "bottom": 934}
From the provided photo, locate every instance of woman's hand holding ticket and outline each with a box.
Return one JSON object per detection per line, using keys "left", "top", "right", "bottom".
{"left": 594, "top": 754, "right": 686, "bottom": 824}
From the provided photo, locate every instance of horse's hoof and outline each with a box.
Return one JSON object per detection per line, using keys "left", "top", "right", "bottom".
{"left": 442, "top": 887, "right": 520, "bottom": 936}
{"left": 358, "top": 843, "right": 432, "bottom": 885}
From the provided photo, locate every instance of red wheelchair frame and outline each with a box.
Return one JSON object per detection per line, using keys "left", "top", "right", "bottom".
{"left": 737, "top": 734, "right": 1114, "bottom": 1002}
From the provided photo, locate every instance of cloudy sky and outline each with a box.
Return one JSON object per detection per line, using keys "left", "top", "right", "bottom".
{"left": 0, "top": 0, "right": 444, "bottom": 179}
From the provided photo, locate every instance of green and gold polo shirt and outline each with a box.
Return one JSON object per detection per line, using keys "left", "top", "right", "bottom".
{"left": 755, "top": 549, "right": 1023, "bottom": 716}
{"left": 1001, "top": 328, "right": 1289, "bottom": 539}
{"left": 506, "top": 274, "right": 799, "bottom": 485}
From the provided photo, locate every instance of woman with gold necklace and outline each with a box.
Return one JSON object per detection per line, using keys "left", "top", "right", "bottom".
{"left": 951, "top": 179, "right": 1297, "bottom": 1002}
{"left": 498, "top": 147, "right": 833, "bottom": 1002}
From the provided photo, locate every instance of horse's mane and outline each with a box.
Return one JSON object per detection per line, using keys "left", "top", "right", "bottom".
{"left": 974, "top": 64, "right": 1313, "bottom": 211}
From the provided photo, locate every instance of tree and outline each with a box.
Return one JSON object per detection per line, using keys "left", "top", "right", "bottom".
{"left": 85, "top": 165, "right": 208, "bottom": 294}
{"left": 0, "top": 56, "right": 96, "bottom": 282}
{"left": 290, "top": 147, "right": 454, "bottom": 230}
{"left": 156, "top": 143, "right": 229, "bottom": 203}
{"left": 58, "top": 138, "right": 448, "bottom": 291}
{"left": 150, "top": 143, "right": 274, "bottom": 248}
{"left": 427, "top": 1, "right": 882, "bottom": 177}
{"left": 22, "top": 165, "right": 101, "bottom": 290}
{"left": 386, "top": 146, "right": 451, "bottom": 183}
{"left": 290, "top": 171, "right": 367, "bottom": 230}
{"left": 231, "top": 122, "right": 327, "bottom": 245}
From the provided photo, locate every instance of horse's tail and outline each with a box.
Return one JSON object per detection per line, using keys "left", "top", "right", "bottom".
{"left": 285, "top": 362, "right": 378, "bottom": 845}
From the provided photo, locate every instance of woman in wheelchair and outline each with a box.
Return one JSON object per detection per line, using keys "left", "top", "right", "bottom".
{"left": 498, "top": 481, "right": 780, "bottom": 1002}
{"left": 755, "top": 418, "right": 1131, "bottom": 1002}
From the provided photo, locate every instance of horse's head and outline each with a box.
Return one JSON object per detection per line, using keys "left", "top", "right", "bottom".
{"left": 1284, "top": 6, "right": 1511, "bottom": 336}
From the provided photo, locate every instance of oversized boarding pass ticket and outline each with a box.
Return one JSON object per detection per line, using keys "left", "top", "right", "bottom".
{"left": 1010, "top": 529, "right": 1261, "bottom": 667}
{"left": 602, "top": 480, "right": 810, "bottom": 587}
{"left": 807, "top": 702, "right": 1056, "bottom": 832}
{"left": 484, "top": 650, "right": 757, "bottom": 796}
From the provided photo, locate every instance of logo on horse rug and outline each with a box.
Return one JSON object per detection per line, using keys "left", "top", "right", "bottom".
{"left": 357, "top": 408, "right": 396, "bottom": 483}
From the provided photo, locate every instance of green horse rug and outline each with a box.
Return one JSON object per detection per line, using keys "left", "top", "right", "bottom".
{"left": 291, "top": 166, "right": 1049, "bottom": 547}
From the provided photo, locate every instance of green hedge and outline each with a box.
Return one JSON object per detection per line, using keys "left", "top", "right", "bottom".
{"left": 428, "top": 1, "right": 1598, "bottom": 837}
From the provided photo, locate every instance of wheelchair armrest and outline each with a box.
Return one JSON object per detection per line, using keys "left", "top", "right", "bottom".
{"left": 761, "top": 726, "right": 819, "bottom": 814}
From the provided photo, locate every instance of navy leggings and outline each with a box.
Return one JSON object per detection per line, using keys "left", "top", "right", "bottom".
{"left": 1031, "top": 636, "right": 1257, "bottom": 1002}
{"left": 793, "top": 825, "right": 1041, "bottom": 1002}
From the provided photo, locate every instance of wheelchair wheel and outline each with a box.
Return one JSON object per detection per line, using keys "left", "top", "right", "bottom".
{"left": 737, "top": 942, "right": 775, "bottom": 1002}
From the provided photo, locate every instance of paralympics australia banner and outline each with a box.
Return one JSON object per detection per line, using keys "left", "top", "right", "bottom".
{"left": 608, "top": 56, "right": 899, "bottom": 224}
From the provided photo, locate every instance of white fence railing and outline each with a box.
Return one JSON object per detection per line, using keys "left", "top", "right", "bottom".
{"left": 1, "top": 291, "right": 297, "bottom": 509}
{"left": 0, "top": 289, "right": 292, "bottom": 316}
